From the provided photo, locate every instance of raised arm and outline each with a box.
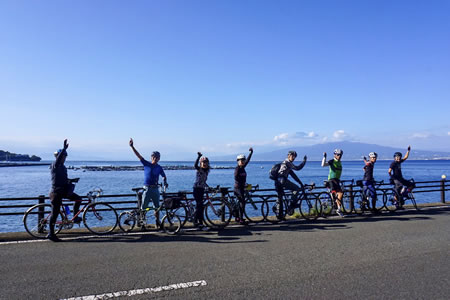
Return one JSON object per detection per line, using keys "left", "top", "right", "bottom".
{"left": 194, "top": 152, "right": 202, "bottom": 170}
{"left": 403, "top": 146, "right": 411, "bottom": 161}
{"left": 243, "top": 147, "right": 254, "bottom": 168}
{"left": 55, "top": 139, "right": 69, "bottom": 166}
{"left": 129, "top": 138, "right": 144, "bottom": 161}
{"left": 292, "top": 155, "right": 307, "bottom": 171}
{"left": 321, "top": 153, "right": 329, "bottom": 167}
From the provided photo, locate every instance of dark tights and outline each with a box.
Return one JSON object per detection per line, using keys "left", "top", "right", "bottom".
{"left": 49, "top": 191, "right": 82, "bottom": 235}
{"left": 193, "top": 187, "right": 205, "bottom": 225}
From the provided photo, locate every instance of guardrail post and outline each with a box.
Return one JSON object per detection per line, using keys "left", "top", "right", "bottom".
{"left": 38, "top": 195, "right": 45, "bottom": 233}
{"left": 349, "top": 184, "right": 354, "bottom": 211}
{"left": 441, "top": 178, "right": 446, "bottom": 204}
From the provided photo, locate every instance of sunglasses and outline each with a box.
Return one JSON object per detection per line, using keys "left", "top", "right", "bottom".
{"left": 335, "top": 154, "right": 342, "bottom": 156}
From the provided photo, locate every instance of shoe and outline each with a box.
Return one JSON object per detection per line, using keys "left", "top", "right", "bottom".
{"left": 397, "top": 206, "right": 405, "bottom": 210}
{"left": 239, "top": 219, "right": 249, "bottom": 226}
{"left": 73, "top": 216, "right": 82, "bottom": 224}
{"left": 46, "top": 234, "right": 61, "bottom": 242}
{"left": 336, "top": 208, "right": 344, "bottom": 217}
{"left": 201, "top": 226, "right": 210, "bottom": 231}
{"left": 287, "top": 208, "right": 295, "bottom": 216}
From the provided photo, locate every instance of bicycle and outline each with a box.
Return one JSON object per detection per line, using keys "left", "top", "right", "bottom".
{"left": 262, "top": 183, "right": 319, "bottom": 223}
{"left": 202, "top": 186, "right": 232, "bottom": 229}
{"left": 23, "top": 186, "right": 118, "bottom": 239}
{"left": 118, "top": 184, "right": 182, "bottom": 234}
{"left": 383, "top": 178, "right": 418, "bottom": 211}
{"left": 354, "top": 180, "right": 384, "bottom": 214}
{"left": 319, "top": 179, "right": 354, "bottom": 217}
{"left": 242, "top": 184, "right": 266, "bottom": 223}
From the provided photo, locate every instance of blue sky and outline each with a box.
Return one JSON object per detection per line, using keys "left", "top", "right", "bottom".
{"left": 1, "top": 1, "right": 449, "bottom": 160}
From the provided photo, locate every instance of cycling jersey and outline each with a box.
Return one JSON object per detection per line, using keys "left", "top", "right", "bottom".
{"left": 363, "top": 162, "right": 374, "bottom": 181}
{"left": 141, "top": 159, "right": 166, "bottom": 186}
{"left": 327, "top": 159, "right": 342, "bottom": 180}
{"left": 389, "top": 160, "right": 405, "bottom": 180}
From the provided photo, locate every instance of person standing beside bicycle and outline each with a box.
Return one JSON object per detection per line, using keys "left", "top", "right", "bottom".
{"left": 388, "top": 146, "right": 414, "bottom": 209}
{"left": 129, "top": 138, "right": 168, "bottom": 227}
{"left": 193, "top": 152, "right": 210, "bottom": 229}
{"left": 363, "top": 152, "right": 379, "bottom": 213}
{"left": 275, "top": 150, "right": 307, "bottom": 219}
{"left": 322, "top": 149, "right": 344, "bottom": 217}
{"left": 48, "top": 139, "right": 83, "bottom": 242}
{"left": 234, "top": 147, "right": 253, "bottom": 225}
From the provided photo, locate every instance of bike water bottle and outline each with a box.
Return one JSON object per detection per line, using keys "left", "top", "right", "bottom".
{"left": 64, "top": 205, "right": 71, "bottom": 216}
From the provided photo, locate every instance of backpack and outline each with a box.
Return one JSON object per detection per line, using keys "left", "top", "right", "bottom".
{"left": 269, "top": 163, "right": 282, "bottom": 180}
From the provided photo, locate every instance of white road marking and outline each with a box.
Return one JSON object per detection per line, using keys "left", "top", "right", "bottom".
{"left": 61, "top": 280, "right": 207, "bottom": 299}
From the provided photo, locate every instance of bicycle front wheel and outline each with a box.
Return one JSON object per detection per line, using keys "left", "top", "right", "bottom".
{"left": 261, "top": 198, "right": 282, "bottom": 223}
{"left": 340, "top": 194, "right": 353, "bottom": 214}
{"left": 161, "top": 212, "right": 182, "bottom": 234}
{"left": 118, "top": 211, "right": 136, "bottom": 232}
{"left": 172, "top": 204, "right": 188, "bottom": 228}
{"left": 83, "top": 202, "right": 118, "bottom": 234}
{"left": 318, "top": 193, "right": 333, "bottom": 217}
{"left": 243, "top": 196, "right": 265, "bottom": 223}
{"left": 23, "top": 203, "right": 63, "bottom": 239}
{"left": 203, "top": 200, "right": 232, "bottom": 229}
{"left": 408, "top": 193, "right": 419, "bottom": 210}
{"left": 299, "top": 196, "right": 321, "bottom": 220}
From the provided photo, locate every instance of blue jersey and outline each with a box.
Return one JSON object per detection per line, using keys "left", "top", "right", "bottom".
{"left": 141, "top": 159, "right": 166, "bottom": 186}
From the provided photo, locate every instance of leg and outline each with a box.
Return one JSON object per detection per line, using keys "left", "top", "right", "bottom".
{"left": 275, "top": 181, "right": 285, "bottom": 219}
{"left": 234, "top": 187, "right": 246, "bottom": 224}
{"left": 49, "top": 191, "right": 63, "bottom": 241}
{"left": 193, "top": 187, "right": 205, "bottom": 226}
{"left": 283, "top": 179, "right": 303, "bottom": 208}
{"left": 149, "top": 187, "right": 161, "bottom": 226}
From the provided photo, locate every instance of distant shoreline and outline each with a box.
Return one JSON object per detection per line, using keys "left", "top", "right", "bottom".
{"left": 0, "top": 162, "right": 51, "bottom": 168}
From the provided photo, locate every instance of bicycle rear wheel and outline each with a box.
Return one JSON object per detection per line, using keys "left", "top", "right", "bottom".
{"left": 161, "top": 212, "right": 182, "bottom": 234}
{"left": 353, "top": 191, "right": 367, "bottom": 215}
{"left": 203, "top": 200, "right": 232, "bottom": 229}
{"left": 23, "top": 203, "right": 63, "bottom": 239}
{"left": 118, "top": 211, "right": 136, "bottom": 232}
{"left": 299, "top": 196, "right": 321, "bottom": 220}
{"left": 383, "top": 190, "right": 398, "bottom": 212}
{"left": 243, "top": 196, "right": 265, "bottom": 223}
{"left": 83, "top": 202, "right": 118, "bottom": 234}
{"left": 340, "top": 194, "right": 353, "bottom": 214}
{"left": 172, "top": 204, "right": 188, "bottom": 228}
{"left": 408, "top": 193, "right": 419, "bottom": 210}
{"left": 261, "top": 198, "right": 283, "bottom": 223}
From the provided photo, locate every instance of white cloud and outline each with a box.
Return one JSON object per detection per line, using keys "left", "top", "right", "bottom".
{"left": 411, "top": 132, "right": 431, "bottom": 139}
{"left": 448, "top": 132, "right": 450, "bottom": 136}
{"left": 332, "top": 130, "right": 348, "bottom": 140}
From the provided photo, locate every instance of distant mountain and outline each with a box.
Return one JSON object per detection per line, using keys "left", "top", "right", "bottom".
{"left": 214, "top": 141, "right": 450, "bottom": 161}
{"left": 0, "top": 150, "right": 41, "bottom": 162}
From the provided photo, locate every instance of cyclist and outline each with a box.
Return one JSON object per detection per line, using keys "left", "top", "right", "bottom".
{"left": 234, "top": 147, "right": 253, "bottom": 225}
{"left": 363, "top": 152, "right": 379, "bottom": 213}
{"left": 275, "top": 150, "right": 307, "bottom": 219}
{"left": 48, "top": 139, "right": 83, "bottom": 242}
{"left": 193, "top": 152, "right": 210, "bottom": 229}
{"left": 388, "top": 146, "right": 414, "bottom": 209}
{"left": 322, "top": 149, "right": 344, "bottom": 217}
{"left": 129, "top": 138, "right": 168, "bottom": 227}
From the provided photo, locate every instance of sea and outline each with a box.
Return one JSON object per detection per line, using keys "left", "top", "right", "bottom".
{"left": 1, "top": 160, "right": 449, "bottom": 233}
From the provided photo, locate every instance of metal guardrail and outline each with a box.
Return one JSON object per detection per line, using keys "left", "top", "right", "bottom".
{"left": 0, "top": 179, "right": 448, "bottom": 217}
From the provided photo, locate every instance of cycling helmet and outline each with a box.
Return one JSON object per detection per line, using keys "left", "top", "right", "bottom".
{"left": 53, "top": 149, "right": 67, "bottom": 157}
{"left": 288, "top": 150, "right": 297, "bottom": 157}
{"left": 151, "top": 151, "right": 161, "bottom": 159}
{"left": 334, "top": 149, "right": 343, "bottom": 155}
{"left": 394, "top": 152, "right": 402, "bottom": 158}
{"left": 200, "top": 156, "right": 209, "bottom": 163}
{"left": 369, "top": 152, "right": 378, "bottom": 158}
{"left": 236, "top": 154, "right": 246, "bottom": 161}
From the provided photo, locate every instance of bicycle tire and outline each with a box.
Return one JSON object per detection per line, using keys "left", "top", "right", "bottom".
{"left": 203, "top": 199, "right": 232, "bottom": 229}
{"left": 408, "top": 193, "right": 419, "bottom": 210}
{"left": 161, "top": 212, "right": 182, "bottom": 234}
{"left": 172, "top": 204, "right": 188, "bottom": 228}
{"left": 299, "top": 196, "right": 321, "bottom": 220}
{"left": 118, "top": 211, "right": 136, "bottom": 232}
{"left": 243, "top": 196, "right": 265, "bottom": 223}
{"left": 353, "top": 191, "right": 367, "bottom": 215}
{"left": 318, "top": 192, "right": 334, "bottom": 217}
{"left": 23, "top": 203, "right": 63, "bottom": 239}
{"left": 83, "top": 202, "right": 118, "bottom": 234}
{"left": 383, "top": 190, "right": 398, "bottom": 212}
{"left": 261, "top": 198, "right": 283, "bottom": 223}
{"left": 340, "top": 194, "right": 353, "bottom": 214}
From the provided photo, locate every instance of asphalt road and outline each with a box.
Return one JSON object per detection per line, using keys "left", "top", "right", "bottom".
{"left": 1, "top": 206, "right": 449, "bottom": 299}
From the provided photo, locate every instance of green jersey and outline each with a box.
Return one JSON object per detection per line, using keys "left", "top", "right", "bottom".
{"left": 328, "top": 159, "right": 342, "bottom": 180}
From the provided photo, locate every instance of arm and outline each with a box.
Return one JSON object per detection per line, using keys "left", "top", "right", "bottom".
{"left": 289, "top": 170, "right": 302, "bottom": 184}
{"left": 55, "top": 139, "right": 69, "bottom": 166}
{"left": 321, "top": 153, "right": 329, "bottom": 167}
{"left": 292, "top": 155, "right": 307, "bottom": 171}
{"left": 129, "top": 138, "right": 144, "bottom": 161}
{"left": 244, "top": 147, "right": 253, "bottom": 167}
{"left": 403, "top": 145, "right": 411, "bottom": 161}
{"left": 388, "top": 168, "right": 392, "bottom": 176}
{"left": 194, "top": 152, "right": 202, "bottom": 170}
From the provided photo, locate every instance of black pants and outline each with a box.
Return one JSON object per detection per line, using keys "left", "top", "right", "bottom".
{"left": 234, "top": 187, "right": 246, "bottom": 220}
{"left": 193, "top": 187, "right": 205, "bottom": 225}
{"left": 49, "top": 190, "right": 82, "bottom": 235}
